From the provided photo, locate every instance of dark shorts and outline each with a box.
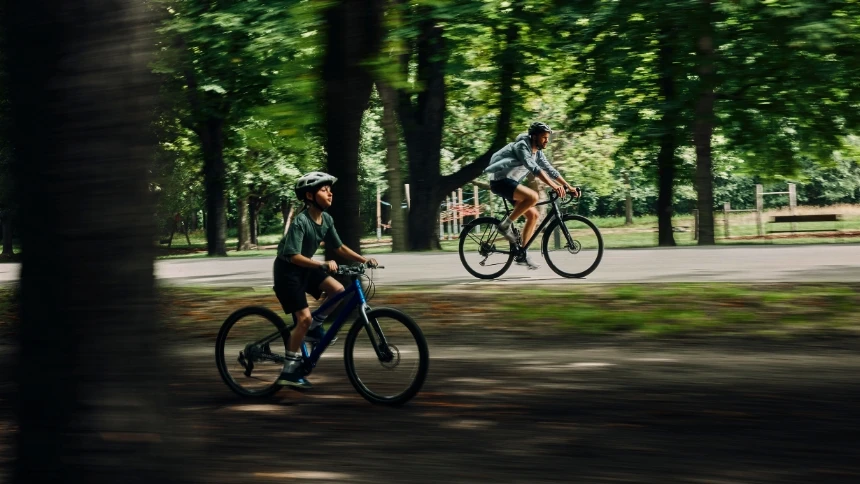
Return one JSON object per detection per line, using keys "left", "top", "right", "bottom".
{"left": 490, "top": 178, "right": 519, "bottom": 203}
{"left": 273, "top": 257, "right": 330, "bottom": 315}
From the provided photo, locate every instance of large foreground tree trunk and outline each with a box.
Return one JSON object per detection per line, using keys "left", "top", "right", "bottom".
{"left": 3, "top": 1, "right": 178, "bottom": 482}
{"left": 322, "top": 0, "right": 383, "bottom": 258}
{"left": 694, "top": 0, "right": 717, "bottom": 245}
{"left": 378, "top": 82, "right": 408, "bottom": 251}
{"left": 656, "top": 25, "right": 678, "bottom": 247}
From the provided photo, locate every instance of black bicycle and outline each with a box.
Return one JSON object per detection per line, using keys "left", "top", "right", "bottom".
{"left": 458, "top": 190, "right": 604, "bottom": 279}
{"left": 215, "top": 264, "right": 429, "bottom": 406}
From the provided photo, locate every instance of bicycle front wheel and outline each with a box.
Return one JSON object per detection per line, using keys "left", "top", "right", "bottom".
{"left": 215, "top": 306, "right": 289, "bottom": 398}
{"left": 542, "top": 214, "right": 604, "bottom": 278}
{"left": 458, "top": 216, "right": 515, "bottom": 279}
{"left": 344, "top": 308, "right": 429, "bottom": 406}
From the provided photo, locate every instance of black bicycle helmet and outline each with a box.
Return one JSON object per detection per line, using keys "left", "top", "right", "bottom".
{"left": 528, "top": 121, "right": 553, "bottom": 136}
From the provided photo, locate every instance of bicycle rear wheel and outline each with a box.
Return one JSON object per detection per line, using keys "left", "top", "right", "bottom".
{"left": 344, "top": 308, "right": 429, "bottom": 406}
{"left": 458, "top": 216, "right": 515, "bottom": 279}
{"left": 542, "top": 214, "right": 604, "bottom": 278}
{"left": 215, "top": 306, "right": 289, "bottom": 398}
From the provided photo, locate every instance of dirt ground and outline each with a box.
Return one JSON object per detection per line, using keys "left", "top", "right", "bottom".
{"left": 2, "top": 286, "right": 860, "bottom": 483}
{"left": 3, "top": 331, "right": 860, "bottom": 483}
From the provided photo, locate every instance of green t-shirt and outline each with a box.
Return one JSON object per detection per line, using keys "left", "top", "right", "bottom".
{"left": 277, "top": 210, "right": 343, "bottom": 261}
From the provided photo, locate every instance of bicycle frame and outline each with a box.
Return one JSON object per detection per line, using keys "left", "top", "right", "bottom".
{"left": 249, "top": 275, "right": 381, "bottom": 373}
{"left": 499, "top": 194, "right": 575, "bottom": 254}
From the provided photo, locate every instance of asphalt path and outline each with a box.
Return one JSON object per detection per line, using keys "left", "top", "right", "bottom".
{"left": 1, "top": 244, "right": 858, "bottom": 286}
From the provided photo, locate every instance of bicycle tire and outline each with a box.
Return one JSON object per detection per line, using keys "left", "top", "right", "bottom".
{"left": 458, "top": 216, "right": 515, "bottom": 279}
{"left": 344, "top": 308, "right": 429, "bottom": 406}
{"left": 215, "top": 306, "right": 289, "bottom": 398}
{"left": 542, "top": 214, "right": 604, "bottom": 278}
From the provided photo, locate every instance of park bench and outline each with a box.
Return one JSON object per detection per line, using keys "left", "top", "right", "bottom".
{"left": 767, "top": 214, "right": 842, "bottom": 233}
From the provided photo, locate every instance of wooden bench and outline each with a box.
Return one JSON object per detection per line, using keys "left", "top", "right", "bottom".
{"left": 767, "top": 214, "right": 842, "bottom": 233}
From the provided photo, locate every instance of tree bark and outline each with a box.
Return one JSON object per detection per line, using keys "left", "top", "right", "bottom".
{"left": 623, "top": 172, "right": 634, "bottom": 226}
{"left": 249, "top": 196, "right": 261, "bottom": 245}
{"left": 237, "top": 197, "right": 250, "bottom": 251}
{"left": 200, "top": 118, "right": 227, "bottom": 256}
{"left": 656, "top": 25, "right": 678, "bottom": 246}
{"left": 378, "top": 82, "right": 408, "bottom": 251}
{"left": 694, "top": 0, "right": 717, "bottom": 245}
{"left": 322, "top": 0, "right": 383, "bottom": 259}
{"left": 397, "top": 13, "right": 516, "bottom": 250}
{"left": 3, "top": 1, "right": 178, "bottom": 482}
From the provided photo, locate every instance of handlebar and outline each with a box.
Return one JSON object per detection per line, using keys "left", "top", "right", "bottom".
{"left": 546, "top": 187, "right": 582, "bottom": 204}
{"left": 329, "top": 263, "right": 384, "bottom": 276}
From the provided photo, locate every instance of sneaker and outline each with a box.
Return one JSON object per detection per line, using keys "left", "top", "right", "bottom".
{"left": 303, "top": 325, "right": 337, "bottom": 345}
{"left": 276, "top": 371, "right": 313, "bottom": 390}
{"left": 498, "top": 223, "right": 518, "bottom": 244}
{"left": 515, "top": 253, "right": 541, "bottom": 270}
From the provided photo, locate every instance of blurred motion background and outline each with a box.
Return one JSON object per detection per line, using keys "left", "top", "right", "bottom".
{"left": 1, "top": 1, "right": 859, "bottom": 483}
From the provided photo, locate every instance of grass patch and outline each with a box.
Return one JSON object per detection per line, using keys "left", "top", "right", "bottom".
{"left": 2, "top": 283, "right": 858, "bottom": 340}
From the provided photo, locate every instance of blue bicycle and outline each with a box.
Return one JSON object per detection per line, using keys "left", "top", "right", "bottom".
{"left": 215, "top": 264, "right": 429, "bottom": 406}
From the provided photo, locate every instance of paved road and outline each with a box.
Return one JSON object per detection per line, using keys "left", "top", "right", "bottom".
{"left": 1, "top": 244, "right": 859, "bottom": 286}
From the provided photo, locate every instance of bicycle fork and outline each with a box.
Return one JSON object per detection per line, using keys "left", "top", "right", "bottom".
{"left": 358, "top": 303, "right": 395, "bottom": 363}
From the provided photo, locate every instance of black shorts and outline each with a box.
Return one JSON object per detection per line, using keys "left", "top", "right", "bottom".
{"left": 273, "top": 257, "right": 330, "bottom": 315}
{"left": 490, "top": 178, "right": 519, "bottom": 203}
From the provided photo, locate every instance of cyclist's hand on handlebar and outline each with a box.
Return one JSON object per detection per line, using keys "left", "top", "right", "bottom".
{"left": 551, "top": 183, "right": 566, "bottom": 199}
{"left": 364, "top": 257, "right": 379, "bottom": 268}
{"left": 566, "top": 185, "right": 581, "bottom": 198}
{"left": 320, "top": 260, "right": 338, "bottom": 273}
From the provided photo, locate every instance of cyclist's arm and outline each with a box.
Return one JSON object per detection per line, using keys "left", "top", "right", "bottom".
{"left": 288, "top": 253, "right": 333, "bottom": 271}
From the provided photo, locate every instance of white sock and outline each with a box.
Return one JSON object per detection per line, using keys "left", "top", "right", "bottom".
{"left": 283, "top": 351, "right": 302, "bottom": 373}
{"left": 499, "top": 216, "right": 512, "bottom": 229}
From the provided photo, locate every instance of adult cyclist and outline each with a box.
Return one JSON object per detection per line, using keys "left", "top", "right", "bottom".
{"left": 484, "top": 122, "right": 579, "bottom": 269}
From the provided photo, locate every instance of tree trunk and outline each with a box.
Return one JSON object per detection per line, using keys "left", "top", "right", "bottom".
{"left": 3, "top": 1, "right": 178, "bottom": 482}
{"left": 397, "top": 12, "right": 517, "bottom": 250}
{"left": 184, "top": 215, "right": 192, "bottom": 245}
{"left": 623, "top": 172, "right": 634, "bottom": 226}
{"left": 377, "top": 82, "right": 408, "bottom": 251}
{"left": 281, "top": 199, "right": 294, "bottom": 236}
{"left": 249, "top": 196, "right": 261, "bottom": 245}
{"left": 237, "top": 197, "right": 250, "bottom": 251}
{"left": 322, "top": 0, "right": 383, "bottom": 259}
{"left": 695, "top": 0, "right": 717, "bottom": 245}
{"left": 656, "top": 25, "right": 678, "bottom": 246}
{"left": 200, "top": 118, "right": 227, "bottom": 256}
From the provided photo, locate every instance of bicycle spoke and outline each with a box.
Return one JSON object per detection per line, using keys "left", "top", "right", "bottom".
{"left": 459, "top": 218, "right": 515, "bottom": 279}
{"left": 543, "top": 215, "right": 604, "bottom": 278}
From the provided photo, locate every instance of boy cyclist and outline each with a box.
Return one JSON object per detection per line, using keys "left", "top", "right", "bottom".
{"left": 273, "top": 171, "right": 378, "bottom": 389}
{"left": 484, "top": 122, "right": 579, "bottom": 269}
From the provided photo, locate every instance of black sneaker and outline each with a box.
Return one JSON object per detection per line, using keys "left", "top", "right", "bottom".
{"left": 304, "top": 325, "right": 337, "bottom": 345}
{"left": 276, "top": 371, "right": 313, "bottom": 390}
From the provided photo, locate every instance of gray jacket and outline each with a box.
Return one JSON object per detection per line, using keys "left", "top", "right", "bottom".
{"left": 484, "top": 133, "right": 560, "bottom": 182}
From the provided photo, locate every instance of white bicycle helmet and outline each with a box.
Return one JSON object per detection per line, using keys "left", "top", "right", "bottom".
{"left": 295, "top": 171, "right": 337, "bottom": 200}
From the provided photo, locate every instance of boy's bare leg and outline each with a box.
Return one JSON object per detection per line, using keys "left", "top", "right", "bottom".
{"left": 288, "top": 308, "right": 312, "bottom": 353}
